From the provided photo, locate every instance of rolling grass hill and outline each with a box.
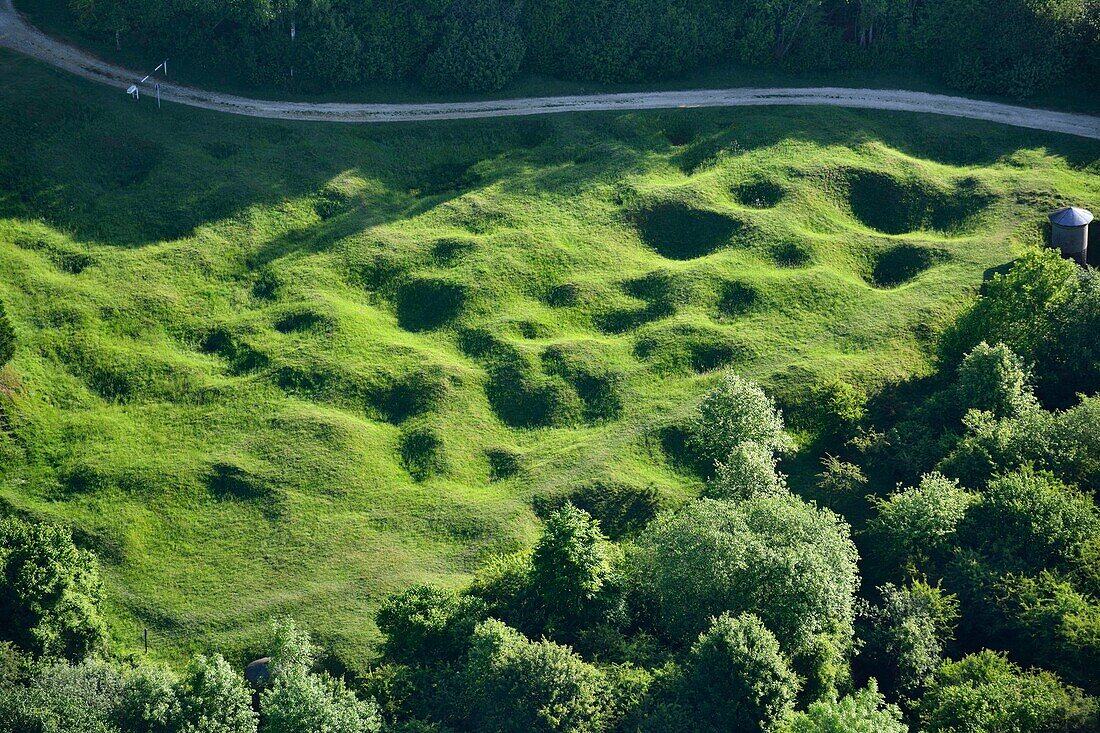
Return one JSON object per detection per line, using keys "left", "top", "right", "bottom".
{"left": 0, "top": 49, "right": 1097, "bottom": 672}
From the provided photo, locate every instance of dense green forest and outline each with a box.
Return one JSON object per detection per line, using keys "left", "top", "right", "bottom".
{"left": 64, "top": 0, "right": 1100, "bottom": 96}
{"left": 3, "top": 247, "right": 1100, "bottom": 731}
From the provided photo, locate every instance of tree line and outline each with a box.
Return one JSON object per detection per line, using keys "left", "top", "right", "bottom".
{"left": 1, "top": 245, "right": 1100, "bottom": 731}
{"left": 65, "top": 0, "right": 1100, "bottom": 97}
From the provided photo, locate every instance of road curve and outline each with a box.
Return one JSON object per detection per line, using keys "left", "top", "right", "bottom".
{"left": 3, "top": 0, "right": 1100, "bottom": 138}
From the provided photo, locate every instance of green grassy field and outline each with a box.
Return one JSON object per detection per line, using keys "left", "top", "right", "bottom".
{"left": 0, "top": 49, "right": 1097, "bottom": 672}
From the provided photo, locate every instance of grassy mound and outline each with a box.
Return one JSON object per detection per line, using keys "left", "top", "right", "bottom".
{"left": 869, "top": 243, "right": 949, "bottom": 288}
{"left": 274, "top": 309, "right": 332, "bottom": 334}
{"left": 768, "top": 238, "right": 814, "bottom": 268}
{"left": 634, "top": 322, "right": 750, "bottom": 375}
{"left": 399, "top": 423, "right": 449, "bottom": 481}
{"left": 0, "top": 50, "right": 1096, "bottom": 671}
{"left": 733, "top": 179, "right": 786, "bottom": 209}
{"left": 395, "top": 276, "right": 470, "bottom": 332}
{"left": 845, "top": 169, "right": 994, "bottom": 235}
{"left": 717, "top": 280, "right": 759, "bottom": 319}
{"left": 632, "top": 201, "right": 747, "bottom": 260}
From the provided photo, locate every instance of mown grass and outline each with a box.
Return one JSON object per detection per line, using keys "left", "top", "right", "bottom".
{"left": 0, "top": 49, "right": 1097, "bottom": 673}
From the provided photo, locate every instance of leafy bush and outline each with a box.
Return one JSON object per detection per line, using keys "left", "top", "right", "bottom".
{"left": 996, "top": 571, "right": 1100, "bottom": 693}
{"left": 940, "top": 249, "right": 1078, "bottom": 387}
{"left": 376, "top": 586, "right": 487, "bottom": 666}
{"left": 1037, "top": 268, "right": 1100, "bottom": 405}
{"left": 262, "top": 671, "right": 382, "bottom": 733}
{"left": 466, "top": 551, "right": 538, "bottom": 631}
{"left": 115, "top": 663, "right": 181, "bottom": 733}
{"left": 462, "top": 619, "right": 607, "bottom": 733}
{"left": 421, "top": 0, "right": 525, "bottom": 92}
{"left": 858, "top": 580, "right": 959, "bottom": 696}
{"left": 917, "top": 0, "right": 1083, "bottom": 97}
{"left": 703, "top": 441, "right": 788, "bottom": 501}
{"left": 958, "top": 469, "right": 1100, "bottom": 576}
{"left": 67, "top": 0, "right": 1095, "bottom": 96}
{"left": 777, "top": 681, "right": 907, "bottom": 733}
{"left": 919, "top": 651, "right": 1098, "bottom": 733}
{"left": 681, "top": 613, "right": 798, "bottom": 733}
{"left": 807, "top": 379, "right": 868, "bottom": 444}
{"left": 533, "top": 481, "right": 662, "bottom": 539}
{"left": 689, "top": 371, "right": 792, "bottom": 472}
{"left": 177, "top": 654, "right": 257, "bottom": 733}
{"left": 260, "top": 617, "right": 384, "bottom": 733}
{"left": 0, "top": 657, "right": 123, "bottom": 733}
{"left": 0, "top": 517, "right": 106, "bottom": 661}
{"left": 634, "top": 496, "right": 858, "bottom": 696}
{"left": 955, "top": 342, "right": 1036, "bottom": 420}
{"left": 530, "top": 505, "right": 621, "bottom": 638}
{"left": 815, "top": 456, "right": 869, "bottom": 519}
{"left": 865, "top": 473, "right": 975, "bottom": 577}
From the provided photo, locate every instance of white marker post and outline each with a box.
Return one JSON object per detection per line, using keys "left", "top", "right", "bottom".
{"left": 127, "top": 84, "right": 139, "bottom": 99}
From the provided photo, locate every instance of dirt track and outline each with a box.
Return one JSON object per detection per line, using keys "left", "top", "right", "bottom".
{"left": 3, "top": 0, "right": 1100, "bottom": 138}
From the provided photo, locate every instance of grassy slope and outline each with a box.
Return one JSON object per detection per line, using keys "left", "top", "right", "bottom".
{"left": 0, "top": 49, "right": 1097, "bottom": 671}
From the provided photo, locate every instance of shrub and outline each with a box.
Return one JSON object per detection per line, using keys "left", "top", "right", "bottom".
{"left": 0, "top": 517, "right": 106, "bottom": 661}
{"left": 958, "top": 469, "right": 1100, "bottom": 576}
{"left": 376, "top": 586, "right": 487, "bottom": 666}
{"left": 115, "top": 663, "right": 182, "bottom": 733}
{"left": 940, "top": 249, "right": 1078, "bottom": 369}
{"left": 919, "top": 651, "right": 1098, "bottom": 733}
{"left": 938, "top": 404, "right": 1056, "bottom": 488}
{"left": 462, "top": 619, "right": 607, "bottom": 733}
{"left": 858, "top": 580, "right": 959, "bottom": 696}
{"left": 466, "top": 551, "right": 539, "bottom": 632}
{"left": 918, "top": 0, "right": 1082, "bottom": 97}
{"left": 533, "top": 481, "right": 662, "bottom": 539}
{"left": 703, "top": 441, "right": 788, "bottom": 500}
{"left": 421, "top": 0, "right": 525, "bottom": 92}
{"left": 865, "top": 473, "right": 975, "bottom": 577}
{"left": 997, "top": 571, "right": 1100, "bottom": 692}
{"left": 777, "top": 681, "right": 907, "bottom": 733}
{"left": 262, "top": 671, "right": 382, "bottom": 733}
{"left": 1039, "top": 268, "right": 1100, "bottom": 405}
{"left": 635, "top": 496, "right": 858, "bottom": 696}
{"left": 808, "top": 379, "right": 868, "bottom": 443}
{"left": 689, "top": 371, "right": 792, "bottom": 471}
{"left": 0, "top": 658, "right": 123, "bottom": 733}
{"left": 955, "top": 342, "right": 1036, "bottom": 420}
{"left": 177, "top": 654, "right": 257, "bottom": 733}
{"left": 530, "top": 505, "right": 621, "bottom": 637}
{"left": 682, "top": 613, "right": 799, "bottom": 733}
{"left": 815, "top": 456, "right": 869, "bottom": 518}
{"left": 260, "top": 617, "right": 383, "bottom": 733}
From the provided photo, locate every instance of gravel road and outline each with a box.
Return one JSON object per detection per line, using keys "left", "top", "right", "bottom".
{"left": 3, "top": 0, "right": 1100, "bottom": 138}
